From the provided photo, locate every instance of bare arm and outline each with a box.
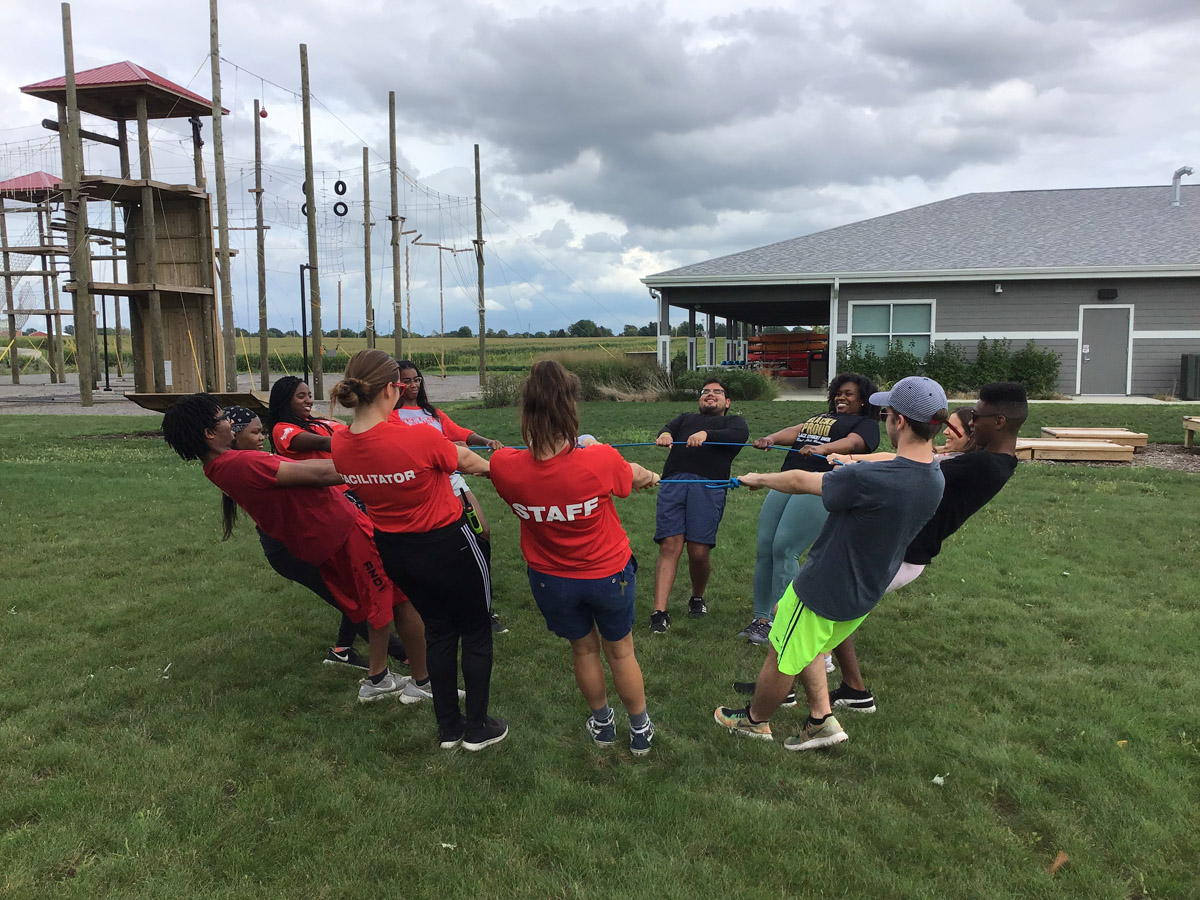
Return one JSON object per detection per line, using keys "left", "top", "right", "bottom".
{"left": 455, "top": 444, "right": 490, "bottom": 476}
{"left": 286, "top": 431, "right": 333, "bottom": 452}
{"left": 629, "top": 463, "right": 661, "bottom": 491}
{"left": 275, "top": 459, "right": 345, "bottom": 488}
{"left": 466, "top": 431, "right": 504, "bottom": 450}
{"left": 738, "top": 469, "right": 824, "bottom": 495}
{"left": 827, "top": 450, "right": 896, "bottom": 465}
{"left": 753, "top": 423, "right": 803, "bottom": 450}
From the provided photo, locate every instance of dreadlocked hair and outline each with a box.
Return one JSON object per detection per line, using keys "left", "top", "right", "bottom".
{"left": 162, "top": 393, "right": 222, "bottom": 461}
{"left": 268, "top": 376, "right": 333, "bottom": 436}
{"left": 395, "top": 359, "right": 439, "bottom": 418}
{"left": 221, "top": 494, "right": 238, "bottom": 541}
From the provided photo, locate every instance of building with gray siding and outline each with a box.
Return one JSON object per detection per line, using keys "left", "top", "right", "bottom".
{"left": 642, "top": 179, "right": 1200, "bottom": 395}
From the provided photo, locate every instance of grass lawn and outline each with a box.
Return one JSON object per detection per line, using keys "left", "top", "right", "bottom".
{"left": 2, "top": 402, "right": 1198, "bottom": 899}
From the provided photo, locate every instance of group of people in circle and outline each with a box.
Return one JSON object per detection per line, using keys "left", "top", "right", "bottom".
{"left": 162, "top": 347, "right": 1028, "bottom": 755}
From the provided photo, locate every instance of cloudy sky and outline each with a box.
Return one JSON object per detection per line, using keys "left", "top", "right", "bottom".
{"left": 1, "top": 0, "right": 1198, "bottom": 336}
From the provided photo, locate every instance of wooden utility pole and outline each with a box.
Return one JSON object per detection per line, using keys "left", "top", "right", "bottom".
{"left": 253, "top": 98, "right": 268, "bottom": 389}
{"left": 210, "top": 0, "right": 237, "bottom": 390}
{"left": 41, "top": 200, "right": 65, "bottom": 382}
{"left": 362, "top": 147, "right": 374, "bottom": 348}
{"left": 1, "top": 199, "right": 17, "bottom": 384}
{"left": 110, "top": 204, "right": 123, "bottom": 373}
{"left": 337, "top": 279, "right": 342, "bottom": 337}
{"left": 36, "top": 204, "right": 59, "bottom": 383}
{"left": 136, "top": 94, "right": 166, "bottom": 392}
{"left": 405, "top": 243, "right": 411, "bottom": 341}
{"left": 62, "top": 3, "right": 94, "bottom": 405}
{"left": 300, "top": 44, "right": 323, "bottom": 398}
{"left": 474, "top": 144, "right": 486, "bottom": 386}
{"left": 117, "top": 119, "right": 130, "bottom": 179}
{"left": 389, "top": 91, "right": 403, "bottom": 360}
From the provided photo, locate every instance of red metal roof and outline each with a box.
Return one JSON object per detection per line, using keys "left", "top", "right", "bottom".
{"left": 0, "top": 171, "right": 62, "bottom": 192}
{"left": 20, "top": 60, "right": 223, "bottom": 119}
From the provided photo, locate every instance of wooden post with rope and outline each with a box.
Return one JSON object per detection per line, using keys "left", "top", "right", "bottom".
{"left": 300, "top": 43, "right": 324, "bottom": 399}
{"left": 136, "top": 94, "right": 167, "bottom": 392}
{"left": 363, "top": 146, "right": 374, "bottom": 349}
{"left": 61, "top": 4, "right": 94, "bottom": 405}
{"left": 474, "top": 143, "right": 486, "bottom": 387}
{"left": 210, "top": 0, "right": 237, "bottom": 391}
{"left": 389, "top": 91, "right": 403, "bottom": 360}
{"left": 254, "top": 98, "right": 268, "bottom": 390}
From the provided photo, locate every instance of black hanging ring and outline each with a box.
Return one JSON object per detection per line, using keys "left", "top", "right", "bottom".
{"left": 301, "top": 202, "right": 308, "bottom": 217}
{"left": 333, "top": 201, "right": 348, "bottom": 217}
{"left": 334, "top": 180, "right": 347, "bottom": 196}
{"left": 302, "top": 181, "right": 307, "bottom": 194}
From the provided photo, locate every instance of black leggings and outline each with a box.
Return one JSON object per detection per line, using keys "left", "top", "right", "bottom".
{"left": 258, "top": 526, "right": 363, "bottom": 647}
{"left": 374, "top": 517, "right": 494, "bottom": 732}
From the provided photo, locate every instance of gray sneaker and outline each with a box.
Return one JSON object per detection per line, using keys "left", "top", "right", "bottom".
{"left": 400, "top": 680, "right": 467, "bottom": 705}
{"left": 783, "top": 715, "right": 848, "bottom": 751}
{"left": 743, "top": 620, "right": 772, "bottom": 645}
{"left": 357, "top": 670, "right": 410, "bottom": 703}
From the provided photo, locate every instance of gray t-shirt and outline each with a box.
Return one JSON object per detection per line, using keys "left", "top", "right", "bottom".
{"left": 793, "top": 456, "right": 945, "bottom": 621}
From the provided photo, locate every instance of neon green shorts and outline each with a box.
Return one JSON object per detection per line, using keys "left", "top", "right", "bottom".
{"left": 768, "top": 583, "right": 869, "bottom": 676}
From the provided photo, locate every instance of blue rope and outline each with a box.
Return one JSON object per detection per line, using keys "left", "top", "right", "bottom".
{"left": 480, "top": 441, "right": 814, "bottom": 453}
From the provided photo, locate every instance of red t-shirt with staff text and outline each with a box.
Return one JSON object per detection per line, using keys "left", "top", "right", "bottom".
{"left": 489, "top": 443, "right": 633, "bottom": 579}
{"left": 202, "top": 449, "right": 357, "bottom": 565}
{"left": 331, "top": 420, "right": 462, "bottom": 533}
{"left": 272, "top": 417, "right": 346, "bottom": 461}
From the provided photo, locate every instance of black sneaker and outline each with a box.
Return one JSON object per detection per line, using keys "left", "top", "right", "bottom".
{"left": 462, "top": 716, "right": 509, "bottom": 751}
{"left": 829, "top": 682, "right": 876, "bottom": 714}
{"left": 323, "top": 646, "right": 369, "bottom": 670}
{"left": 490, "top": 612, "right": 508, "bottom": 635}
{"left": 687, "top": 597, "right": 707, "bottom": 618}
{"left": 732, "top": 680, "right": 796, "bottom": 707}
{"left": 649, "top": 610, "right": 671, "bottom": 633}
{"left": 438, "top": 723, "right": 465, "bottom": 750}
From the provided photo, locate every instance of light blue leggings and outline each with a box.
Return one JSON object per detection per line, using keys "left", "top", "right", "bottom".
{"left": 751, "top": 490, "right": 829, "bottom": 621}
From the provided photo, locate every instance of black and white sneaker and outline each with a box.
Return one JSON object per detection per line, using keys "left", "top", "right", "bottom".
{"left": 687, "top": 597, "right": 707, "bottom": 618}
{"left": 490, "top": 612, "right": 508, "bottom": 634}
{"left": 649, "top": 610, "right": 671, "bottom": 633}
{"left": 462, "top": 716, "right": 509, "bottom": 751}
{"left": 829, "top": 682, "right": 876, "bottom": 714}
{"left": 732, "top": 680, "right": 795, "bottom": 707}
{"left": 323, "top": 646, "right": 369, "bottom": 670}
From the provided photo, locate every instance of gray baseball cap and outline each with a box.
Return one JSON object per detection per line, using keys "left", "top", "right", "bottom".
{"left": 869, "top": 376, "right": 948, "bottom": 423}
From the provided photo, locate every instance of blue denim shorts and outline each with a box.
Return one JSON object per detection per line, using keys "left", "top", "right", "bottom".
{"left": 654, "top": 473, "right": 728, "bottom": 546}
{"left": 528, "top": 556, "right": 637, "bottom": 642}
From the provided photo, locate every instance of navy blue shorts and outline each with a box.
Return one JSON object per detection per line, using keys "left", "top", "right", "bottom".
{"left": 528, "top": 556, "right": 637, "bottom": 642}
{"left": 654, "top": 473, "right": 729, "bottom": 546}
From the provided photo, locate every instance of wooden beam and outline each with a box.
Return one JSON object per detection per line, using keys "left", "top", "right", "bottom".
{"left": 41, "top": 117, "right": 120, "bottom": 148}
{"left": 137, "top": 92, "right": 167, "bottom": 392}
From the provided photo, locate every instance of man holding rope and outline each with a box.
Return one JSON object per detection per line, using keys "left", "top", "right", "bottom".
{"left": 649, "top": 377, "right": 749, "bottom": 632}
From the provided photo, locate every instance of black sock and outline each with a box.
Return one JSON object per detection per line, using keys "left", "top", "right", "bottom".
{"left": 807, "top": 713, "right": 831, "bottom": 727}
{"left": 369, "top": 669, "right": 389, "bottom": 685}
{"left": 416, "top": 676, "right": 430, "bottom": 687}
{"left": 746, "top": 709, "right": 765, "bottom": 725}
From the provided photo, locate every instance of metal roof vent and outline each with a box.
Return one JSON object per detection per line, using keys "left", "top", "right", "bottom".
{"left": 1172, "top": 166, "right": 1193, "bottom": 206}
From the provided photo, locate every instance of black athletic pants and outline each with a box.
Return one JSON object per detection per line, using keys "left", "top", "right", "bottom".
{"left": 373, "top": 516, "right": 494, "bottom": 734}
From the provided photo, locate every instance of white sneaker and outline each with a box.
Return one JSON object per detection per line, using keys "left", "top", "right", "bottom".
{"left": 824, "top": 654, "right": 835, "bottom": 674}
{"left": 400, "top": 680, "right": 467, "bottom": 705}
{"left": 357, "top": 671, "right": 410, "bottom": 703}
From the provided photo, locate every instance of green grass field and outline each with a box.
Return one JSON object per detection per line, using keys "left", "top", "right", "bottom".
{"left": 2, "top": 402, "right": 1198, "bottom": 899}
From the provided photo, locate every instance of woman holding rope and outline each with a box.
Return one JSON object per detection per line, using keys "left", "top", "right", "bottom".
{"left": 331, "top": 350, "right": 507, "bottom": 752}
{"left": 389, "top": 359, "right": 509, "bottom": 634}
{"left": 738, "top": 373, "right": 880, "bottom": 645}
{"left": 490, "top": 360, "right": 661, "bottom": 755}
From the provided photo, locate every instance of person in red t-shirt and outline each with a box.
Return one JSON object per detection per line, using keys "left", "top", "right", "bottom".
{"left": 490, "top": 360, "right": 660, "bottom": 756}
{"left": 225, "top": 405, "right": 408, "bottom": 672}
{"left": 161, "top": 393, "right": 429, "bottom": 705}
{"left": 268, "top": 376, "right": 347, "bottom": 461}
{"left": 389, "top": 360, "right": 511, "bottom": 636}
{"left": 330, "top": 349, "right": 507, "bottom": 752}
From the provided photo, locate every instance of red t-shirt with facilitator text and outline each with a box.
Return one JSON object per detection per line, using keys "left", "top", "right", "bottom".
{"left": 272, "top": 417, "right": 346, "bottom": 461}
{"left": 489, "top": 443, "right": 633, "bottom": 579}
{"left": 202, "top": 449, "right": 357, "bottom": 565}
{"left": 331, "top": 420, "right": 462, "bottom": 533}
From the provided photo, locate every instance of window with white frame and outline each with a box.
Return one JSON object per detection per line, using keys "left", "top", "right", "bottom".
{"left": 849, "top": 302, "right": 933, "bottom": 357}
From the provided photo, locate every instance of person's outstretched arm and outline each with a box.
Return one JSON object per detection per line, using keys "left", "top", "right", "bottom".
{"left": 738, "top": 469, "right": 824, "bottom": 495}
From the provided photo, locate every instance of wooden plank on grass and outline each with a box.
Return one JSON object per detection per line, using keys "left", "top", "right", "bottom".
{"left": 1184, "top": 417, "right": 1200, "bottom": 450}
{"left": 1041, "top": 427, "right": 1148, "bottom": 448}
{"left": 1016, "top": 439, "right": 1134, "bottom": 462}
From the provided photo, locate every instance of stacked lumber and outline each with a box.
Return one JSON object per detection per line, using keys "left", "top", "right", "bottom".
{"left": 1015, "top": 439, "right": 1134, "bottom": 462}
{"left": 1039, "top": 427, "right": 1148, "bottom": 449}
{"left": 1184, "top": 417, "right": 1200, "bottom": 450}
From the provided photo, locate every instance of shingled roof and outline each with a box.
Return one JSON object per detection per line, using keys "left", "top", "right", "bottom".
{"left": 21, "top": 60, "right": 221, "bottom": 120}
{"left": 644, "top": 185, "right": 1200, "bottom": 285}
